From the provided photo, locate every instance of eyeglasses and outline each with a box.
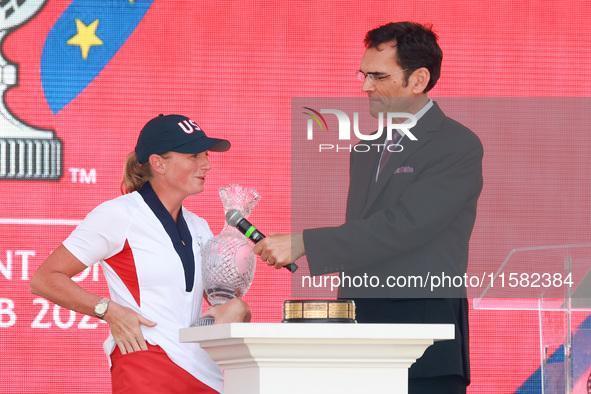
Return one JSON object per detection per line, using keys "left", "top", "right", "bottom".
{"left": 355, "top": 69, "right": 408, "bottom": 85}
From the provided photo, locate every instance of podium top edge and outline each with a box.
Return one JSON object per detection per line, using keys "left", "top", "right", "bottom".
{"left": 180, "top": 322, "right": 454, "bottom": 343}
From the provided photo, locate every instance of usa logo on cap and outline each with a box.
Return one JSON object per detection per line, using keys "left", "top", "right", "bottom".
{"left": 178, "top": 119, "right": 202, "bottom": 134}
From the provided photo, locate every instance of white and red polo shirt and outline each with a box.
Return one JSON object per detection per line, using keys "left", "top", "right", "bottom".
{"left": 63, "top": 182, "right": 223, "bottom": 393}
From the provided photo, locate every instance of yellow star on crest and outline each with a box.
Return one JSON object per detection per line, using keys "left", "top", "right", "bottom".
{"left": 67, "top": 18, "right": 103, "bottom": 60}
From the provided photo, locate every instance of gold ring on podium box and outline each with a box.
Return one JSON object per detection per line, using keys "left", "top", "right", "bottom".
{"left": 282, "top": 299, "right": 356, "bottom": 323}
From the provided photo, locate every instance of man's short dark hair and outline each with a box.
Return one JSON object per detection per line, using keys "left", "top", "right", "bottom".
{"left": 364, "top": 22, "right": 442, "bottom": 93}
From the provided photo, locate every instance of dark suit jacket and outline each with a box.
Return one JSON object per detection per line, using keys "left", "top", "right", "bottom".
{"left": 303, "top": 102, "right": 483, "bottom": 381}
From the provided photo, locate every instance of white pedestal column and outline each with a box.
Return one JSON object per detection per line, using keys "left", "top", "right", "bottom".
{"left": 180, "top": 323, "right": 454, "bottom": 394}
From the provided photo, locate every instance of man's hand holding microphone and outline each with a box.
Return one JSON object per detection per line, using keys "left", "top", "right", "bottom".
{"left": 225, "top": 209, "right": 304, "bottom": 272}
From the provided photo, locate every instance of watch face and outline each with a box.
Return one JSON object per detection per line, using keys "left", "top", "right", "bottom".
{"left": 96, "top": 304, "right": 107, "bottom": 314}
{"left": 95, "top": 299, "right": 109, "bottom": 317}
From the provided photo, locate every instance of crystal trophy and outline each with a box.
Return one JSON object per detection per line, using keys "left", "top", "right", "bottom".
{"left": 0, "top": 0, "right": 62, "bottom": 180}
{"left": 197, "top": 185, "right": 260, "bottom": 326}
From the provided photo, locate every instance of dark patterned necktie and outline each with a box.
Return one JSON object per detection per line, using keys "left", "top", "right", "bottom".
{"left": 377, "top": 131, "right": 403, "bottom": 179}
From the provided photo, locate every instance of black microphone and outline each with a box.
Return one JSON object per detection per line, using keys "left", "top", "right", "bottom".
{"left": 225, "top": 209, "right": 298, "bottom": 273}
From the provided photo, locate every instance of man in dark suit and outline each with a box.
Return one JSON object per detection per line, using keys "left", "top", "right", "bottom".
{"left": 254, "top": 22, "right": 483, "bottom": 394}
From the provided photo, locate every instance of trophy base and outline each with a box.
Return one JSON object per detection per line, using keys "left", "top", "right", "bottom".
{"left": 194, "top": 316, "right": 215, "bottom": 326}
{"left": 282, "top": 299, "right": 356, "bottom": 323}
{"left": 0, "top": 137, "right": 62, "bottom": 180}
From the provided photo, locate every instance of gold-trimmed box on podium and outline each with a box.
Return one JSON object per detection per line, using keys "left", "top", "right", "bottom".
{"left": 282, "top": 299, "right": 356, "bottom": 323}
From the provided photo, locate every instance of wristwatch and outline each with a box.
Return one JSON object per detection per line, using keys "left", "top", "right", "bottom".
{"left": 94, "top": 298, "right": 110, "bottom": 319}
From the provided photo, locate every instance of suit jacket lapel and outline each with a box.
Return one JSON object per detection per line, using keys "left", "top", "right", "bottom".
{"left": 361, "top": 102, "right": 446, "bottom": 217}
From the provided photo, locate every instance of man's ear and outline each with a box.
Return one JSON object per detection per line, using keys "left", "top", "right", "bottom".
{"left": 409, "top": 67, "right": 430, "bottom": 94}
{"left": 148, "top": 154, "right": 166, "bottom": 175}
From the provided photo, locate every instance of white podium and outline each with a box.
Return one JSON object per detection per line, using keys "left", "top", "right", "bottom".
{"left": 180, "top": 323, "right": 454, "bottom": 394}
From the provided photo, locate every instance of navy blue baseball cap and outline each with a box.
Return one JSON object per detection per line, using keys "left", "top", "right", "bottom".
{"left": 135, "top": 114, "right": 231, "bottom": 164}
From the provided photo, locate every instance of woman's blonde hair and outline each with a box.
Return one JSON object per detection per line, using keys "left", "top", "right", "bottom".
{"left": 120, "top": 152, "right": 152, "bottom": 194}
